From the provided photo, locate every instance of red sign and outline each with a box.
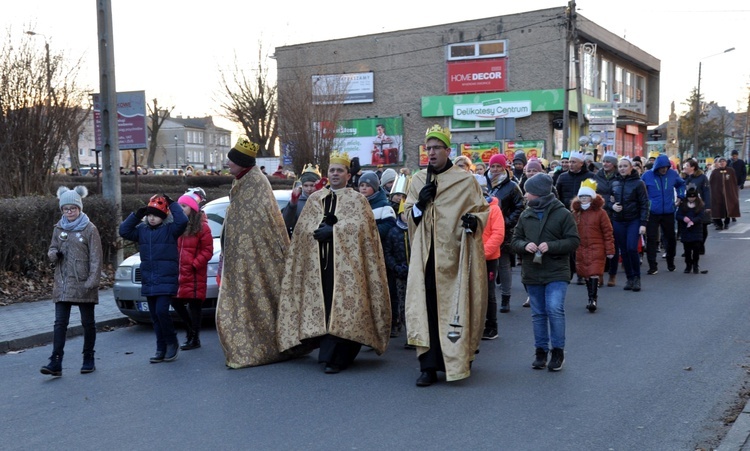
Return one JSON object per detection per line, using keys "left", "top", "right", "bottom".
{"left": 447, "top": 59, "right": 507, "bottom": 94}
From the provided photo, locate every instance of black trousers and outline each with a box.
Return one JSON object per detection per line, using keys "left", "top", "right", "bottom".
{"left": 646, "top": 213, "right": 676, "bottom": 268}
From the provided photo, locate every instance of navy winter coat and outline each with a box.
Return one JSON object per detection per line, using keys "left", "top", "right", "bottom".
{"left": 119, "top": 202, "right": 188, "bottom": 297}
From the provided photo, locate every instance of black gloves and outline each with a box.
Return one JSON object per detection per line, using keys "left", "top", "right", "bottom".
{"left": 56, "top": 251, "right": 64, "bottom": 261}
{"left": 313, "top": 224, "right": 334, "bottom": 242}
{"left": 416, "top": 183, "right": 437, "bottom": 211}
{"left": 135, "top": 207, "right": 148, "bottom": 220}
{"left": 461, "top": 214, "right": 478, "bottom": 233}
{"left": 163, "top": 194, "right": 175, "bottom": 205}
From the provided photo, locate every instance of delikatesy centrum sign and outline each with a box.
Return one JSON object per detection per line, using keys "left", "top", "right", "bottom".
{"left": 453, "top": 99, "right": 531, "bottom": 121}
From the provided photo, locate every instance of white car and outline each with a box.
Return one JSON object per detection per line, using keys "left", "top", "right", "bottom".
{"left": 113, "top": 190, "right": 291, "bottom": 323}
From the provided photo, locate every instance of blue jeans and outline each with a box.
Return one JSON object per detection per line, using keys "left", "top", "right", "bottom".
{"left": 147, "top": 296, "right": 177, "bottom": 352}
{"left": 53, "top": 302, "right": 96, "bottom": 356}
{"left": 527, "top": 281, "right": 568, "bottom": 351}
{"left": 613, "top": 219, "right": 641, "bottom": 278}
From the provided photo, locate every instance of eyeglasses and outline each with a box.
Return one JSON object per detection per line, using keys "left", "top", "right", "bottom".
{"left": 62, "top": 207, "right": 79, "bottom": 213}
{"left": 425, "top": 145, "right": 446, "bottom": 151}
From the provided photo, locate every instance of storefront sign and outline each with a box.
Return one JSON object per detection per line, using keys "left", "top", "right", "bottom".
{"left": 447, "top": 59, "right": 507, "bottom": 94}
{"left": 453, "top": 99, "right": 531, "bottom": 121}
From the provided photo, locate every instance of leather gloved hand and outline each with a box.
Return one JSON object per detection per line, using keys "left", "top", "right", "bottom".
{"left": 313, "top": 224, "right": 334, "bottom": 242}
{"left": 163, "top": 194, "right": 175, "bottom": 205}
{"left": 416, "top": 183, "right": 437, "bottom": 210}
{"left": 56, "top": 251, "right": 64, "bottom": 261}
{"left": 461, "top": 213, "right": 478, "bottom": 233}
{"left": 135, "top": 207, "right": 148, "bottom": 220}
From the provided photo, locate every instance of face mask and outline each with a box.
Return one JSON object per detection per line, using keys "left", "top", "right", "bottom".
{"left": 580, "top": 203, "right": 591, "bottom": 210}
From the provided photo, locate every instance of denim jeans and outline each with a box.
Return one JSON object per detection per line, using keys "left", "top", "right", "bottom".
{"left": 496, "top": 250, "right": 512, "bottom": 296}
{"left": 53, "top": 302, "right": 96, "bottom": 356}
{"left": 527, "top": 281, "right": 568, "bottom": 351}
{"left": 613, "top": 219, "right": 642, "bottom": 278}
{"left": 147, "top": 296, "right": 177, "bottom": 352}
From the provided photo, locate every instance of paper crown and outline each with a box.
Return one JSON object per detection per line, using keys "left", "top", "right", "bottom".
{"left": 648, "top": 150, "right": 660, "bottom": 159}
{"left": 561, "top": 151, "right": 571, "bottom": 159}
{"left": 329, "top": 150, "right": 351, "bottom": 167}
{"left": 538, "top": 157, "right": 549, "bottom": 169}
{"left": 302, "top": 163, "right": 321, "bottom": 177}
{"left": 578, "top": 178, "right": 598, "bottom": 198}
{"left": 569, "top": 151, "right": 585, "bottom": 161}
{"left": 233, "top": 137, "right": 259, "bottom": 157}
{"left": 390, "top": 174, "right": 410, "bottom": 196}
{"left": 425, "top": 124, "right": 451, "bottom": 147}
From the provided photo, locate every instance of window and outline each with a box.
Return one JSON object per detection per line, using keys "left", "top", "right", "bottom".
{"left": 198, "top": 132, "right": 203, "bottom": 144}
{"left": 447, "top": 40, "right": 507, "bottom": 61}
{"left": 600, "top": 59, "right": 610, "bottom": 101}
{"left": 450, "top": 118, "right": 496, "bottom": 131}
{"left": 581, "top": 51, "right": 596, "bottom": 97}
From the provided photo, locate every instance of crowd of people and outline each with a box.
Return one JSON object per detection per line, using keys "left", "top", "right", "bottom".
{"left": 40, "top": 129, "right": 746, "bottom": 386}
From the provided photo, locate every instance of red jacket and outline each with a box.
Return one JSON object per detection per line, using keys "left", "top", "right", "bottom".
{"left": 482, "top": 196, "right": 505, "bottom": 260}
{"left": 571, "top": 195, "right": 615, "bottom": 278}
{"left": 176, "top": 215, "right": 214, "bottom": 300}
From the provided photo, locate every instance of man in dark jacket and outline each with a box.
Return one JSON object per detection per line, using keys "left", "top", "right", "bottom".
{"left": 512, "top": 150, "right": 527, "bottom": 182}
{"left": 641, "top": 154, "right": 685, "bottom": 274}
{"left": 555, "top": 150, "right": 594, "bottom": 282}
{"left": 730, "top": 150, "right": 747, "bottom": 203}
{"left": 511, "top": 173, "right": 580, "bottom": 372}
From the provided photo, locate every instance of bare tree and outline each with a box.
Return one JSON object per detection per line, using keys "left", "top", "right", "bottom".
{"left": 277, "top": 68, "right": 349, "bottom": 176}
{"left": 0, "top": 29, "right": 89, "bottom": 197}
{"left": 62, "top": 106, "right": 92, "bottom": 173}
{"left": 146, "top": 98, "right": 174, "bottom": 168}
{"left": 218, "top": 46, "right": 277, "bottom": 157}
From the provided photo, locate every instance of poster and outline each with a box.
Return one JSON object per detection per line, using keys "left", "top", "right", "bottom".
{"left": 503, "top": 139, "right": 546, "bottom": 160}
{"left": 334, "top": 117, "right": 403, "bottom": 166}
{"left": 460, "top": 142, "right": 501, "bottom": 163}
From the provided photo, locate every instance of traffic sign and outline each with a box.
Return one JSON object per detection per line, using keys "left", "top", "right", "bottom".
{"left": 589, "top": 124, "right": 616, "bottom": 132}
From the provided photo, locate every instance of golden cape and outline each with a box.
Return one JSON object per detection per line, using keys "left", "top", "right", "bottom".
{"left": 216, "top": 167, "right": 296, "bottom": 368}
{"left": 405, "top": 166, "right": 488, "bottom": 381}
{"left": 276, "top": 187, "right": 391, "bottom": 355}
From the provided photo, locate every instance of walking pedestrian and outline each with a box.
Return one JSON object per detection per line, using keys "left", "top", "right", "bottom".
{"left": 40, "top": 186, "right": 103, "bottom": 376}
{"left": 676, "top": 186, "right": 707, "bottom": 274}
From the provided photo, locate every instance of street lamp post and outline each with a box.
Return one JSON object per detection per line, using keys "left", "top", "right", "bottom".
{"left": 174, "top": 135, "right": 178, "bottom": 169}
{"left": 693, "top": 47, "right": 735, "bottom": 159}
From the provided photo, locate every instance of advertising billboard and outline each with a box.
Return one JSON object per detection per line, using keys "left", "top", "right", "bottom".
{"left": 334, "top": 117, "right": 403, "bottom": 166}
{"left": 312, "top": 72, "right": 374, "bottom": 104}
{"left": 503, "top": 140, "right": 546, "bottom": 160}
{"left": 447, "top": 59, "right": 507, "bottom": 94}
{"left": 92, "top": 90, "right": 147, "bottom": 150}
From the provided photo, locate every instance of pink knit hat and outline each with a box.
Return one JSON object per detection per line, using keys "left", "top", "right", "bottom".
{"left": 489, "top": 153, "right": 507, "bottom": 168}
{"left": 178, "top": 194, "right": 200, "bottom": 213}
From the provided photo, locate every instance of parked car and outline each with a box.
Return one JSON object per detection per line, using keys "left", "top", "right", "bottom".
{"left": 114, "top": 189, "right": 291, "bottom": 323}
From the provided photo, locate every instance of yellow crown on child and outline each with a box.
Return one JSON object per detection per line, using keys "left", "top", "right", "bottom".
{"left": 578, "top": 178, "right": 598, "bottom": 198}
{"left": 329, "top": 150, "right": 351, "bottom": 168}
{"left": 581, "top": 179, "right": 597, "bottom": 191}
{"left": 648, "top": 150, "right": 660, "bottom": 159}
{"left": 233, "top": 137, "right": 259, "bottom": 157}
{"left": 302, "top": 163, "right": 321, "bottom": 177}
{"left": 425, "top": 124, "right": 451, "bottom": 147}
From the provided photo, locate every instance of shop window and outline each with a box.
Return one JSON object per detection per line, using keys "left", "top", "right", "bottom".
{"left": 448, "top": 40, "right": 507, "bottom": 61}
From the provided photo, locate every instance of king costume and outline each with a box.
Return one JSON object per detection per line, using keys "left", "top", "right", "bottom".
{"left": 277, "top": 170, "right": 391, "bottom": 371}
{"left": 216, "top": 138, "right": 297, "bottom": 368}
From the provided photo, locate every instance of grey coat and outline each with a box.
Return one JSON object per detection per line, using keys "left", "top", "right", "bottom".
{"left": 48, "top": 220, "right": 103, "bottom": 304}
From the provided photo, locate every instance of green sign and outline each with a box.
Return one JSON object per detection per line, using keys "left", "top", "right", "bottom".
{"left": 334, "top": 117, "right": 403, "bottom": 166}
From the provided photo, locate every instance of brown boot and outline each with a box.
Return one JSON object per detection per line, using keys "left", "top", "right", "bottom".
{"left": 598, "top": 275, "right": 604, "bottom": 287}
{"left": 607, "top": 274, "right": 616, "bottom": 287}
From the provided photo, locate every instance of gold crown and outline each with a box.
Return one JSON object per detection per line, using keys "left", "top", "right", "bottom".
{"left": 425, "top": 124, "right": 451, "bottom": 147}
{"left": 648, "top": 150, "right": 660, "bottom": 159}
{"left": 302, "top": 163, "right": 321, "bottom": 177}
{"left": 329, "top": 150, "right": 351, "bottom": 167}
{"left": 233, "top": 137, "right": 259, "bottom": 157}
{"left": 580, "top": 178, "right": 597, "bottom": 192}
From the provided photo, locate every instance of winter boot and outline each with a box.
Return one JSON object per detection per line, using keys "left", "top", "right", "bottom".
{"left": 684, "top": 263, "right": 692, "bottom": 273}
{"left": 532, "top": 348, "right": 548, "bottom": 369}
{"left": 81, "top": 351, "right": 96, "bottom": 374}
{"left": 623, "top": 277, "right": 633, "bottom": 291}
{"left": 607, "top": 274, "right": 617, "bottom": 287}
{"left": 631, "top": 276, "right": 641, "bottom": 292}
{"left": 500, "top": 295, "right": 510, "bottom": 313}
{"left": 164, "top": 341, "right": 179, "bottom": 362}
{"left": 182, "top": 331, "right": 201, "bottom": 350}
{"left": 548, "top": 348, "right": 565, "bottom": 371}
{"left": 40, "top": 354, "right": 63, "bottom": 377}
{"left": 180, "top": 327, "right": 195, "bottom": 350}
{"left": 586, "top": 279, "right": 598, "bottom": 312}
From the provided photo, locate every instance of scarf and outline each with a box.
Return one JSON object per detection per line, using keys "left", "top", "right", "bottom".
{"left": 528, "top": 193, "right": 556, "bottom": 214}
{"left": 59, "top": 212, "right": 90, "bottom": 232}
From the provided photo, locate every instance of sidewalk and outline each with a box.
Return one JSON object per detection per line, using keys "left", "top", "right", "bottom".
{"left": 0, "top": 288, "right": 130, "bottom": 354}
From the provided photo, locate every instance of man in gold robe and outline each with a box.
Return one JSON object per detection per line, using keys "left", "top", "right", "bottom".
{"left": 405, "top": 125, "right": 488, "bottom": 386}
{"left": 277, "top": 151, "right": 391, "bottom": 374}
{"left": 216, "top": 137, "right": 296, "bottom": 368}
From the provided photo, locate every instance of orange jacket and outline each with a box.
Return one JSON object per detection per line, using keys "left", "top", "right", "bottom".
{"left": 482, "top": 196, "right": 505, "bottom": 260}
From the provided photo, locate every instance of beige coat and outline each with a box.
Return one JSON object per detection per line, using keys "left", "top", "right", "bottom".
{"left": 277, "top": 187, "right": 391, "bottom": 355}
{"left": 48, "top": 219, "right": 103, "bottom": 304}
{"left": 405, "top": 166, "right": 488, "bottom": 381}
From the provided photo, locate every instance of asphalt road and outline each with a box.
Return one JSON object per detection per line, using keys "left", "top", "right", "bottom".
{"left": 3, "top": 201, "right": 750, "bottom": 450}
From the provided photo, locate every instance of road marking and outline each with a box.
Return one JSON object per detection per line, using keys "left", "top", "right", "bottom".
{"left": 719, "top": 224, "right": 750, "bottom": 234}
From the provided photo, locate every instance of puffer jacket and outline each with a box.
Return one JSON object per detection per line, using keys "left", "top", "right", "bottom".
{"left": 593, "top": 169, "right": 618, "bottom": 216}
{"left": 482, "top": 196, "right": 505, "bottom": 260}
{"left": 176, "top": 214, "right": 214, "bottom": 300}
{"left": 48, "top": 218, "right": 103, "bottom": 304}
{"left": 488, "top": 172, "right": 525, "bottom": 247}
{"left": 676, "top": 199, "right": 705, "bottom": 243}
{"left": 555, "top": 166, "right": 595, "bottom": 208}
{"left": 511, "top": 195, "right": 580, "bottom": 285}
{"left": 367, "top": 188, "right": 397, "bottom": 245}
{"left": 119, "top": 202, "right": 188, "bottom": 297}
{"left": 610, "top": 170, "right": 650, "bottom": 226}
{"left": 641, "top": 154, "right": 685, "bottom": 215}
{"left": 683, "top": 170, "right": 711, "bottom": 210}
{"left": 570, "top": 195, "right": 615, "bottom": 277}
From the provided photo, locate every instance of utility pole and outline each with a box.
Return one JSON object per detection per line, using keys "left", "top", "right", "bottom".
{"left": 96, "top": 0, "right": 123, "bottom": 265}
{"left": 562, "top": 1, "right": 577, "bottom": 155}
{"left": 572, "top": 5, "right": 586, "bottom": 154}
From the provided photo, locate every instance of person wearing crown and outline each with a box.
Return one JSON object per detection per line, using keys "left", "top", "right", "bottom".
{"left": 570, "top": 179, "right": 614, "bottom": 312}
{"left": 216, "top": 137, "right": 297, "bottom": 368}
{"left": 404, "top": 124, "right": 489, "bottom": 387}
{"left": 282, "top": 163, "right": 322, "bottom": 236}
{"left": 277, "top": 150, "right": 391, "bottom": 374}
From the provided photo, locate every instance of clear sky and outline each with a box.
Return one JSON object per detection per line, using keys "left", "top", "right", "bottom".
{"left": 3, "top": 0, "right": 748, "bottom": 138}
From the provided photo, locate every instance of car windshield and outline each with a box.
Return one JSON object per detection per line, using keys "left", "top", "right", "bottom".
{"left": 203, "top": 201, "right": 228, "bottom": 238}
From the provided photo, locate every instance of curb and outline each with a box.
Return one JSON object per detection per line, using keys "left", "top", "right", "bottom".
{"left": 719, "top": 402, "right": 750, "bottom": 451}
{"left": 0, "top": 317, "right": 132, "bottom": 354}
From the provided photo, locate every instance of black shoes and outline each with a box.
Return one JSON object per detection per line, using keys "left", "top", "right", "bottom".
{"left": 181, "top": 335, "right": 201, "bottom": 351}
{"left": 586, "top": 299, "right": 597, "bottom": 312}
{"left": 482, "top": 327, "right": 499, "bottom": 340}
{"left": 667, "top": 264, "right": 676, "bottom": 272}
{"left": 623, "top": 278, "right": 633, "bottom": 291}
{"left": 500, "top": 295, "right": 510, "bottom": 313}
{"left": 647, "top": 268, "right": 658, "bottom": 275}
{"left": 532, "top": 348, "right": 547, "bottom": 369}
{"left": 149, "top": 351, "right": 166, "bottom": 364}
{"left": 40, "top": 354, "right": 63, "bottom": 377}
{"left": 548, "top": 348, "right": 565, "bottom": 371}
{"left": 416, "top": 370, "right": 437, "bottom": 386}
{"left": 631, "top": 276, "right": 641, "bottom": 292}
{"left": 684, "top": 265, "right": 692, "bottom": 274}
{"left": 164, "top": 343, "right": 179, "bottom": 362}
{"left": 324, "top": 364, "right": 341, "bottom": 374}
{"left": 80, "top": 351, "right": 96, "bottom": 374}
{"left": 390, "top": 326, "right": 400, "bottom": 338}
